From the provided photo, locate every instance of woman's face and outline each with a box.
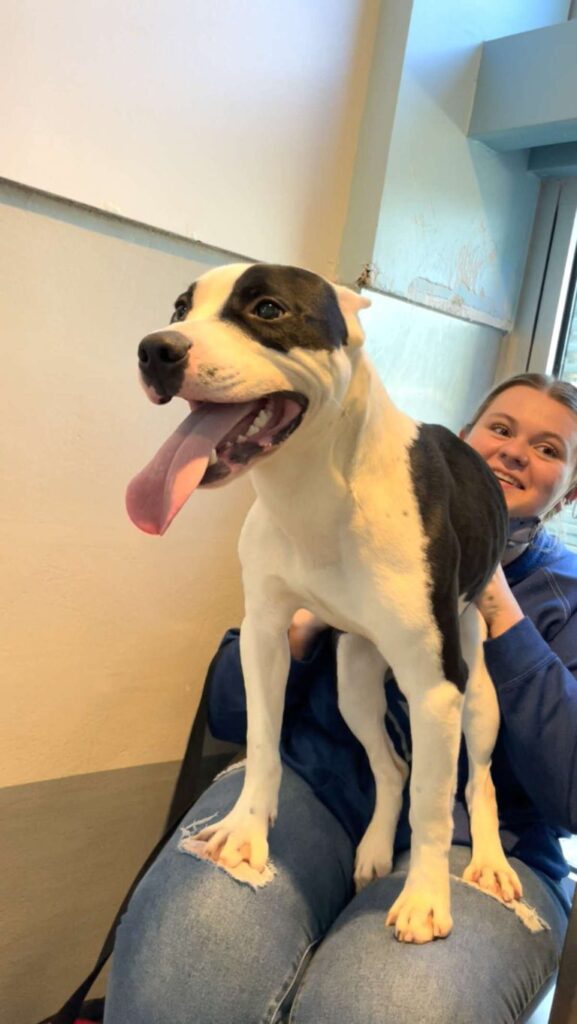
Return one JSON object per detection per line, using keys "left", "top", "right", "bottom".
{"left": 463, "top": 386, "right": 577, "bottom": 519}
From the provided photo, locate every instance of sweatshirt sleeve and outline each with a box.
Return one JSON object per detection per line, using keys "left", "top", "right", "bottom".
{"left": 206, "top": 627, "right": 335, "bottom": 745}
{"left": 205, "top": 629, "right": 247, "bottom": 745}
{"left": 484, "top": 614, "right": 577, "bottom": 832}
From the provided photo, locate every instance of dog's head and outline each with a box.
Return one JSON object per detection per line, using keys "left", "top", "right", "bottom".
{"left": 126, "top": 262, "right": 370, "bottom": 535}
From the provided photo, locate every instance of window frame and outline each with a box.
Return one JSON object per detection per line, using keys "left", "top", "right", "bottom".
{"left": 506, "top": 178, "right": 577, "bottom": 379}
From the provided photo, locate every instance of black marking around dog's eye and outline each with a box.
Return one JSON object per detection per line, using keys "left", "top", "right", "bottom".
{"left": 220, "top": 264, "right": 348, "bottom": 352}
{"left": 409, "top": 424, "right": 508, "bottom": 692}
{"left": 170, "top": 282, "right": 196, "bottom": 323}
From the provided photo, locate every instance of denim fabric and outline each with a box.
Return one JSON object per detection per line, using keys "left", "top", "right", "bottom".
{"left": 104, "top": 766, "right": 567, "bottom": 1024}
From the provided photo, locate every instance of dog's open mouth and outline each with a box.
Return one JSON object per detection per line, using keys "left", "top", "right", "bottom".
{"left": 126, "top": 391, "right": 307, "bottom": 535}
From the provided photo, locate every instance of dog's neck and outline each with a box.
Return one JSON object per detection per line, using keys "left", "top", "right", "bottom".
{"left": 250, "top": 349, "right": 415, "bottom": 551}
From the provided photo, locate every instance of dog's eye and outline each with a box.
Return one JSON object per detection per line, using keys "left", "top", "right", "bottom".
{"left": 171, "top": 303, "right": 188, "bottom": 323}
{"left": 252, "top": 300, "right": 286, "bottom": 321}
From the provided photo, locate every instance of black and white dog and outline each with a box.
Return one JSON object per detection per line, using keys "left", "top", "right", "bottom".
{"left": 127, "top": 263, "right": 522, "bottom": 943}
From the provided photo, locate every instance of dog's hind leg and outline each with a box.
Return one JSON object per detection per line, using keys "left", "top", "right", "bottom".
{"left": 336, "top": 633, "right": 408, "bottom": 891}
{"left": 459, "top": 604, "right": 523, "bottom": 902}
{"left": 384, "top": 635, "right": 465, "bottom": 943}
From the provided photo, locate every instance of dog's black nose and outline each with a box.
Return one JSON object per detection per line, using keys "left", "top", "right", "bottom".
{"left": 138, "top": 331, "right": 191, "bottom": 370}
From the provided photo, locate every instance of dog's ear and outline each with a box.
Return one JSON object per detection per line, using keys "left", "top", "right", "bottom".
{"left": 332, "top": 284, "right": 371, "bottom": 347}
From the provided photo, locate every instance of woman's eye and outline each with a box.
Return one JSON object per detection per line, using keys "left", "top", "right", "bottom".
{"left": 536, "top": 444, "right": 560, "bottom": 459}
{"left": 490, "top": 423, "right": 510, "bottom": 437}
{"left": 253, "top": 300, "right": 285, "bottom": 320}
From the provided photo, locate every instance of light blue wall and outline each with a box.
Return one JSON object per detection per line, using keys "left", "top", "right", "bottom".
{"left": 337, "top": 0, "right": 414, "bottom": 286}
{"left": 336, "top": 0, "right": 573, "bottom": 428}
{"left": 361, "top": 290, "right": 503, "bottom": 429}
{"left": 469, "top": 19, "right": 577, "bottom": 151}
{"left": 371, "top": 0, "right": 568, "bottom": 330}
{"left": 341, "top": 0, "right": 569, "bottom": 334}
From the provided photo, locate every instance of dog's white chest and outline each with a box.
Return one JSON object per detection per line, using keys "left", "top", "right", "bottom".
{"left": 241, "top": 417, "right": 432, "bottom": 644}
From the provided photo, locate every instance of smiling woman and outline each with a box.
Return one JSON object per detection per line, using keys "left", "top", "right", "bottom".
{"left": 462, "top": 374, "right": 577, "bottom": 521}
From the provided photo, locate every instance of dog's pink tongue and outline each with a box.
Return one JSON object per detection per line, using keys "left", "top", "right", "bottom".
{"left": 126, "top": 402, "right": 253, "bottom": 535}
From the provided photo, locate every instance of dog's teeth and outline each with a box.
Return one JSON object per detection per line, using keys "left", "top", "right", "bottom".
{"left": 236, "top": 434, "right": 248, "bottom": 443}
{"left": 247, "top": 409, "right": 273, "bottom": 436}
{"left": 208, "top": 449, "right": 218, "bottom": 466}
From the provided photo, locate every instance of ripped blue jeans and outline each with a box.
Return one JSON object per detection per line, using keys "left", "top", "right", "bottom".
{"left": 104, "top": 764, "right": 567, "bottom": 1024}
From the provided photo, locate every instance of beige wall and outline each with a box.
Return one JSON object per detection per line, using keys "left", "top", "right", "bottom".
{"left": 1, "top": 181, "right": 255, "bottom": 789}
{"left": 0, "top": 181, "right": 258, "bottom": 1022}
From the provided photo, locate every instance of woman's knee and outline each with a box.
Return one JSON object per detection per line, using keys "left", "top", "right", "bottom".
{"left": 105, "top": 765, "right": 355, "bottom": 1024}
{"left": 290, "top": 854, "right": 566, "bottom": 1024}
{"left": 106, "top": 838, "right": 268, "bottom": 1023}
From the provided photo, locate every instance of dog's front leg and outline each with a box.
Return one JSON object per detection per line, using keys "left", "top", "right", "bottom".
{"left": 385, "top": 669, "right": 464, "bottom": 943}
{"left": 197, "top": 603, "right": 292, "bottom": 872}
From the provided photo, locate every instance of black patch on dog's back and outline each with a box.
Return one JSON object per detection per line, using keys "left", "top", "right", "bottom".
{"left": 220, "top": 264, "right": 348, "bottom": 352}
{"left": 409, "top": 424, "right": 508, "bottom": 691}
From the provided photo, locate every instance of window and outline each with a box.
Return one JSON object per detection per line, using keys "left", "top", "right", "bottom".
{"left": 553, "top": 249, "right": 577, "bottom": 386}
{"left": 516, "top": 180, "right": 577, "bottom": 550}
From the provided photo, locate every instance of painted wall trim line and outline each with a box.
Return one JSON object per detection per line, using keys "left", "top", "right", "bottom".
{"left": 0, "top": 175, "right": 252, "bottom": 263}
{"left": 363, "top": 283, "right": 510, "bottom": 332}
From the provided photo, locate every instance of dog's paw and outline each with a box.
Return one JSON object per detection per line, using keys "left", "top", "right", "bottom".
{"left": 196, "top": 810, "right": 269, "bottom": 873}
{"left": 386, "top": 884, "right": 452, "bottom": 943}
{"left": 463, "top": 854, "right": 523, "bottom": 903}
{"left": 354, "top": 826, "right": 393, "bottom": 891}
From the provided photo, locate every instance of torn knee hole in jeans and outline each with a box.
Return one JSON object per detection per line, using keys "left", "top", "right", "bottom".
{"left": 178, "top": 813, "right": 277, "bottom": 889}
{"left": 454, "top": 874, "right": 550, "bottom": 932}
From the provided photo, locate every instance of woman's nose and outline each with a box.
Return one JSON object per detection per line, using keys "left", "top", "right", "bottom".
{"left": 499, "top": 439, "right": 529, "bottom": 467}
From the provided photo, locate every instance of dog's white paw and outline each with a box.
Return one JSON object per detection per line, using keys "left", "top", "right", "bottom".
{"left": 196, "top": 810, "right": 270, "bottom": 872}
{"left": 463, "top": 854, "right": 523, "bottom": 903}
{"left": 386, "top": 882, "right": 452, "bottom": 943}
{"left": 354, "top": 826, "right": 393, "bottom": 891}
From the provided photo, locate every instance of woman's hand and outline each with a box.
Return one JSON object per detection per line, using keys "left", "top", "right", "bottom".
{"left": 288, "top": 609, "right": 327, "bottom": 660}
{"left": 474, "top": 565, "right": 524, "bottom": 639}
